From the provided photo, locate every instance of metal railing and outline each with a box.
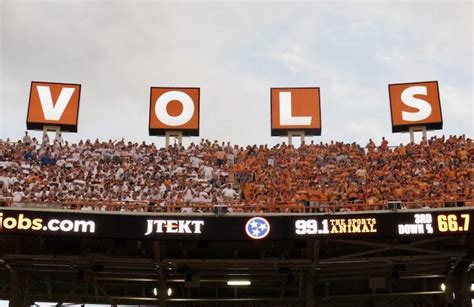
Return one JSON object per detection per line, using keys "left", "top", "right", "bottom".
{"left": 0, "top": 198, "right": 472, "bottom": 214}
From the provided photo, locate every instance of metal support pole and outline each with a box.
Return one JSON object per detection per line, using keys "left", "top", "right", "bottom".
{"left": 43, "top": 125, "right": 61, "bottom": 144}
{"left": 165, "top": 131, "right": 183, "bottom": 147}
{"left": 154, "top": 241, "right": 168, "bottom": 307}
{"left": 453, "top": 272, "right": 470, "bottom": 307}
{"left": 304, "top": 271, "right": 315, "bottom": 307}
{"left": 287, "top": 131, "right": 305, "bottom": 147}
{"left": 9, "top": 270, "right": 25, "bottom": 307}
{"left": 159, "top": 279, "right": 168, "bottom": 307}
{"left": 408, "top": 126, "right": 427, "bottom": 144}
{"left": 445, "top": 275, "right": 454, "bottom": 305}
{"left": 305, "top": 240, "right": 319, "bottom": 307}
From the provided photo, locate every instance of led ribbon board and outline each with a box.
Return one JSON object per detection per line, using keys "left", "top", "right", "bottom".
{"left": 0, "top": 208, "right": 472, "bottom": 240}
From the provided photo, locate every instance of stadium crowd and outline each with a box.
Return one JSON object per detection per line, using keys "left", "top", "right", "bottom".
{"left": 0, "top": 132, "right": 472, "bottom": 211}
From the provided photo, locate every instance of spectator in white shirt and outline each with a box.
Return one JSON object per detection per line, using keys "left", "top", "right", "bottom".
{"left": 190, "top": 156, "right": 203, "bottom": 169}
{"left": 221, "top": 184, "right": 238, "bottom": 201}
{"left": 55, "top": 132, "right": 64, "bottom": 145}
{"left": 42, "top": 132, "right": 50, "bottom": 145}
{"left": 12, "top": 187, "right": 25, "bottom": 202}
{"left": 201, "top": 165, "right": 213, "bottom": 181}
{"left": 22, "top": 131, "right": 32, "bottom": 145}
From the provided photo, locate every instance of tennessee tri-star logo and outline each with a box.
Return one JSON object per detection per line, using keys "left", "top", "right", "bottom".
{"left": 245, "top": 217, "right": 270, "bottom": 240}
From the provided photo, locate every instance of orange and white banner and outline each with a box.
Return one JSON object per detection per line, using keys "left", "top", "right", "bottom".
{"left": 271, "top": 87, "right": 321, "bottom": 136}
{"left": 388, "top": 81, "right": 442, "bottom": 132}
{"left": 27, "top": 81, "right": 81, "bottom": 132}
{"left": 149, "top": 87, "right": 200, "bottom": 136}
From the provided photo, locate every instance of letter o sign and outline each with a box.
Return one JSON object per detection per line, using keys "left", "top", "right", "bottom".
{"left": 155, "top": 91, "right": 194, "bottom": 126}
{"left": 149, "top": 87, "right": 200, "bottom": 136}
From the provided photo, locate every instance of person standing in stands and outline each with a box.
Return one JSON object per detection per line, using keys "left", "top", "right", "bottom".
{"left": 221, "top": 184, "right": 239, "bottom": 202}
{"left": 215, "top": 147, "right": 226, "bottom": 168}
{"left": 42, "top": 132, "right": 50, "bottom": 145}
{"left": 55, "top": 132, "right": 64, "bottom": 145}
{"left": 22, "top": 131, "right": 32, "bottom": 145}
{"left": 380, "top": 137, "right": 389, "bottom": 151}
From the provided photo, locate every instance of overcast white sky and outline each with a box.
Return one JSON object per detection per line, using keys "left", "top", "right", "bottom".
{"left": 0, "top": 0, "right": 472, "bottom": 147}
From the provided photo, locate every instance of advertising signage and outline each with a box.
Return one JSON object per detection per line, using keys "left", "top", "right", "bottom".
{"left": 0, "top": 208, "right": 472, "bottom": 241}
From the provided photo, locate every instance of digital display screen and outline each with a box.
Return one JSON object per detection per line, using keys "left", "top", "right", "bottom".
{"left": 295, "top": 217, "right": 377, "bottom": 235}
{"left": 396, "top": 212, "right": 470, "bottom": 235}
{"left": 0, "top": 208, "right": 472, "bottom": 240}
{"left": 293, "top": 210, "right": 472, "bottom": 238}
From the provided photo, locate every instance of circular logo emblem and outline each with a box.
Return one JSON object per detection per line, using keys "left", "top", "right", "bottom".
{"left": 245, "top": 217, "right": 270, "bottom": 240}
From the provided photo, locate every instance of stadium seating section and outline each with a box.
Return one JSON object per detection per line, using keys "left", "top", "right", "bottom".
{"left": 0, "top": 134, "right": 472, "bottom": 212}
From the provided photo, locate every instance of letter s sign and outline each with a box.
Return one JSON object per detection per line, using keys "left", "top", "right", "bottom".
{"left": 400, "top": 86, "right": 432, "bottom": 121}
{"left": 388, "top": 81, "right": 443, "bottom": 133}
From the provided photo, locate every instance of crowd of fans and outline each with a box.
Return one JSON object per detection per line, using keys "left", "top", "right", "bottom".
{"left": 0, "top": 132, "right": 472, "bottom": 211}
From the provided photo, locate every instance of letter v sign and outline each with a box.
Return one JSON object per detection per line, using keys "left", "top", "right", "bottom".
{"left": 27, "top": 81, "right": 81, "bottom": 132}
{"left": 37, "top": 86, "right": 75, "bottom": 120}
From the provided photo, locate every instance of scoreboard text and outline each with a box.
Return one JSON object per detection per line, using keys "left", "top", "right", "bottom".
{"left": 0, "top": 208, "right": 472, "bottom": 240}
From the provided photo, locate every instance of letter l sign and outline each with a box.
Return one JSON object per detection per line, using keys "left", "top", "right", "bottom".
{"left": 279, "top": 92, "right": 312, "bottom": 126}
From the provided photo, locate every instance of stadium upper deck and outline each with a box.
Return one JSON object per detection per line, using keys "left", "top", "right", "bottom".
{"left": 0, "top": 134, "right": 472, "bottom": 213}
